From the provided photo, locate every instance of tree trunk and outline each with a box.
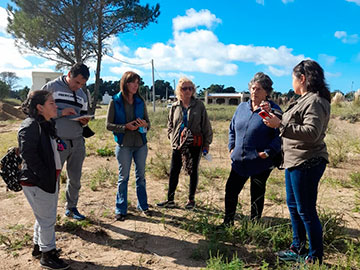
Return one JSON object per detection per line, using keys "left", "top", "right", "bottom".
{"left": 89, "top": 0, "right": 104, "bottom": 115}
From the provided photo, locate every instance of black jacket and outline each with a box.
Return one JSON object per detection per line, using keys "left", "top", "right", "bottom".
{"left": 18, "top": 118, "right": 57, "bottom": 193}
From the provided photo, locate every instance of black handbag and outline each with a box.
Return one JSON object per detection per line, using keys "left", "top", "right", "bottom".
{"left": 83, "top": 125, "right": 95, "bottom": 138}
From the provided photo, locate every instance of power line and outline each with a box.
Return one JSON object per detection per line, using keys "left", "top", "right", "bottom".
{"left": 108, "top": 55, "right": 151, "bottom": 66}
{"left": 154, "top": 67, "right": 163, "bottom": 80}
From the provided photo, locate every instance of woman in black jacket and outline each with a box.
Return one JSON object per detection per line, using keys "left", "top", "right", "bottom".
{"left": 18, "top": 90, "right": 69, "bottom": 270}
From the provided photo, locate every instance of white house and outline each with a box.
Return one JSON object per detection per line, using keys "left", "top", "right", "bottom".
{"left": 205, "top": 91, "right": 250, "bottom": 105}
{"left": 101, "top": 91, "right": 111, "bottom": 105}
{"left": 32, "top": 71, "right": 63, "bottom": 90}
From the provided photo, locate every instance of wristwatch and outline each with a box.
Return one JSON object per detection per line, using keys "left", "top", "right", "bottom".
{"left": 264, "top": 151, "right": 269, "bottom": 158}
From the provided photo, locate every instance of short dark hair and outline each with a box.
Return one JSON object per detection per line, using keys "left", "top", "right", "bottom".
{"left": 70, "top": 63, "right": 90, "bottom": 80}
{"left": 21, "top": 90, "right": 53, "bottom": 120}
{"left": 248, "top": 72, "right": 273, "bottom": 95}
{"left": 293, "top": 60, "right": 331, "bottom": 103}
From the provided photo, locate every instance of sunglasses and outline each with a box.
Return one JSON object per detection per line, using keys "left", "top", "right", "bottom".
{"left": 181, "top": 86, "right": 194, "bottom": 91}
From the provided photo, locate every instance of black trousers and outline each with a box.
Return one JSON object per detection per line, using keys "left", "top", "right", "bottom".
{"left": 224, "top": 168, "right": 272, "bottom": 222}
{"left": 167, "top": 147, "right": 201, "bottom": 201}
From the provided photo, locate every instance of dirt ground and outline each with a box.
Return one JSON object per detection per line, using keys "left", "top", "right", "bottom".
{"left": 0, "top": 117, "right": 359, "bottom": 270}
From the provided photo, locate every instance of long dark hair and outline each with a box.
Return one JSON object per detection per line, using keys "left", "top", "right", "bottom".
{"left": 293, "top": 60, "right": 331, "bottom": 103}
{"left": 21, "top": 90, "right": 57, "bottom": 137}
{"left": 120, "top": 71, "right": 144, "bottom": 101}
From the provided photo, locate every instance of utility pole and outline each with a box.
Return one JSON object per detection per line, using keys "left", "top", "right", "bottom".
{"left": 173, "top": 79, "right": 176, "bottom": 92}
{"left": 351, "top": 81, "right": 354, "bottom": 92}
{"left": 151, "top": 59, "right": 155, "bottom": 112}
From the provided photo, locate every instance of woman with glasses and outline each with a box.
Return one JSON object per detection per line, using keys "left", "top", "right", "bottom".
{"left": 221, "top": 72, "right": 282, "bottom": 226}
{"left": 263, "top": 60, "right": 331, "bottom": 265}
{"left": 106, "top": 71, "right": 151, "bottom": 221}
{"left": 157, "top": 77, "right": 213, "bottom": 210}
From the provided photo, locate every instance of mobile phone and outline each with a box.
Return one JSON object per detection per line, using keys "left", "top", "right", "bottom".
{"left": 258, "top": 110, "right": 272, "bottom": 120}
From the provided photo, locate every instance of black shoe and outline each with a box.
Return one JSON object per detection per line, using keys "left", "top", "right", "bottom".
{"left": 32, "top": 244, "right": 62, "bottom": 259}
{"left": 185, "top": 200, "right": 195, "bottom": 210}
{"left": 40, "top": 249, "right": 69, "bottom": 270}
{"left": 216, "top": 220, "right": 234, "bottom": 230}
{"left": 115, "top": 214, "right": 126, "bottom": 221}
{"left": 156, "top": 200, "right": 175, "bottom": 208}
{"left": 32, "top": 244, "right": 41, "bottom": 258}
{"left": 142, "top": 209, "right": 153, "bottom": 217}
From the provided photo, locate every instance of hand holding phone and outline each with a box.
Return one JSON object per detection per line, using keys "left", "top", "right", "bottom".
{"left": 258, "top": 110, "right": 272, "bottom": 120}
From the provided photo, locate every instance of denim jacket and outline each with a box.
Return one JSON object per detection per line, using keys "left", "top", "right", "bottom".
{"left": 229, "top": 100, "right": 282, "bottom": 177}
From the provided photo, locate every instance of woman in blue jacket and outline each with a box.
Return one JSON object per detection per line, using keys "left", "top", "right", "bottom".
{"left": 223, "top": 72, "right": 282, "bottom": 226}
{"left": 106, "top": 71, "right": 151, "bottom": 221}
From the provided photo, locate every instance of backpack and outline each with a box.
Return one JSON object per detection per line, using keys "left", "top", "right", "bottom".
{"left": 0, "top": 147, "right": 23, "bottom": 192}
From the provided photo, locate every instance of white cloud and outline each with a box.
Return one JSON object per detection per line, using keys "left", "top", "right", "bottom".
{"left": 133, "top": 9, "right": 305, "bottom": 78}
{"left": 109, "top": 66, "right": 144, "bottom": 77}
{"left": 346, "top": 0, "right": 360, "bottom": 6}
{"left": 256, "top": 0, "right": 265, "bottom": 5}
{"left": 0, "top": 7, "right": 8, "bottom": 34}
{"left": 334, "top": 30, "right": 359, "bottom": 44}
{"left": 0, "top": 36, "right": 33, "bottom": 70}
{"left": 282, "top": 0, "right": 294, "bottom": 3}
{"left": 173, "top": 8, "right": 221, "bottom": 32}
{"left": 318, "top": 54, "right": 336, "bottom": 66}
{"left": 268, "top": 66, "right": 289, "bottom": 76}
{"left": 325, "top": 71, "right": 341, "bottom": 78}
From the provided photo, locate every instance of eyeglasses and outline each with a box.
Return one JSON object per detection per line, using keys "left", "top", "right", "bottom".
{"left": 181, "top": 86, "right": 194, "bottom": 91}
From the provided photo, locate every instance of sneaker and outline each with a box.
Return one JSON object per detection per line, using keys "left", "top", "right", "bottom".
{"left": 65, "top": 207, "right": 85, "bottom": 221}
{"left": 303, "top": 255, "right": 322, "bottom": 265}
{"left": 276, "top": 245, "right": 307, "bottom": 262}
{"left": 115, "top": 214, "right": 126, "bottom": 221}
{"left": 40, "top": 249, "right": 69, "bottom": 270}
{"left": 32, "top": 244, "right": 62, "bottom": 259}
{"left": 142, "top": 209, "right": 153, "bottom": 217}
{"left": 32, "top": 244, "right": 41, "bottom": 258}
{"left": 156, "top": 200, "right": 175, "bottom": 208}
{"left": 216, "top": 221, "right": 234, "bottom": 230}
{"left": 185, "top": 200, "right": 195, "bottom": 210}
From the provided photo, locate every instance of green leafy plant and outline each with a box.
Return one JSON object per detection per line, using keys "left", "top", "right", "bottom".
{"left": 96, "top": 146, "right": 115, "bottom": 157}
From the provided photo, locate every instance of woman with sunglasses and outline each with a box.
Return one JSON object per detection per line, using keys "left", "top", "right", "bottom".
{"left": 157, "top": 77, "right": 213, "bottom": 209}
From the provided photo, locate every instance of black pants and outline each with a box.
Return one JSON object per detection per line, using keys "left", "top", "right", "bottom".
{"left": 167, "top": 147, "right": 201, "bottom": 201}
{"left": 224, "top": 168, "right": 272, "bottom": 222}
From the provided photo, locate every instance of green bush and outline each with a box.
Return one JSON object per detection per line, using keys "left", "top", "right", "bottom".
{"left": 96, "top": 146, "right": 115, "bottom": 157}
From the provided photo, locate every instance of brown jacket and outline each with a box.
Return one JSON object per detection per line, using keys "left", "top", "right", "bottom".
{"left": 280, "top": 91, "right": 330, "bottom": 169}
{"left": 168, "top": 98, "right": 213, "bottom": 150}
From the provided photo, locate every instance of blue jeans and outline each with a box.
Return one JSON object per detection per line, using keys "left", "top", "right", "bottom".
{"left": 115, "top": 144, "right": 148, "bottom": 215}
{"left": 285, "top": 160, "right": 326, "bottom": 261}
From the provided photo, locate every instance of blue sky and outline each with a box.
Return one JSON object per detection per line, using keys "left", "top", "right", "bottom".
{"left": 0, "top": 0, "right": 360, "bottom": 93}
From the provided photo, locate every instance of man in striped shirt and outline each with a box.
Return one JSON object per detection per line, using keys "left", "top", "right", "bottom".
{"left": 41, "top": 63, "right": 90, "bottom": 221}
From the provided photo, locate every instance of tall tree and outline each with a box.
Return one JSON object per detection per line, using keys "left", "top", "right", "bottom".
{"left": 7, "top": 0, "right": 160, "bottom": 113}
{"left": 0, "top": 71, "right": 20, "bottom": 91}
{"left": 0, "top": 81, "right": 10, "bottom": 100}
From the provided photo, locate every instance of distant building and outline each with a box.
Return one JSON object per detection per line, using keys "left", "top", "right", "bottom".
{"left": 32, "top": 71, "right": 63, "bottom": 90}
{"left": 205, "top": 91, "right": 250, "bottom": 105}
{"left": 101, "top": 91, "right": 111, "bottom": 105}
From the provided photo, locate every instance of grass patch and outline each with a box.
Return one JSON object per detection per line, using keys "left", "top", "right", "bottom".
{"left": 0, "top": 224, "right": 32, "bottom": 252}
{"left": 146, "top": 151, "right": 171, "bottom": 179}
{"left": 96, "top": 146, "right": 115, "bottom": 157}
{"left": 349, "top": 171, "right": 360, "bottom": 188}
{"left": 89, "top": 166, "right": 118, "bottom": 191}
